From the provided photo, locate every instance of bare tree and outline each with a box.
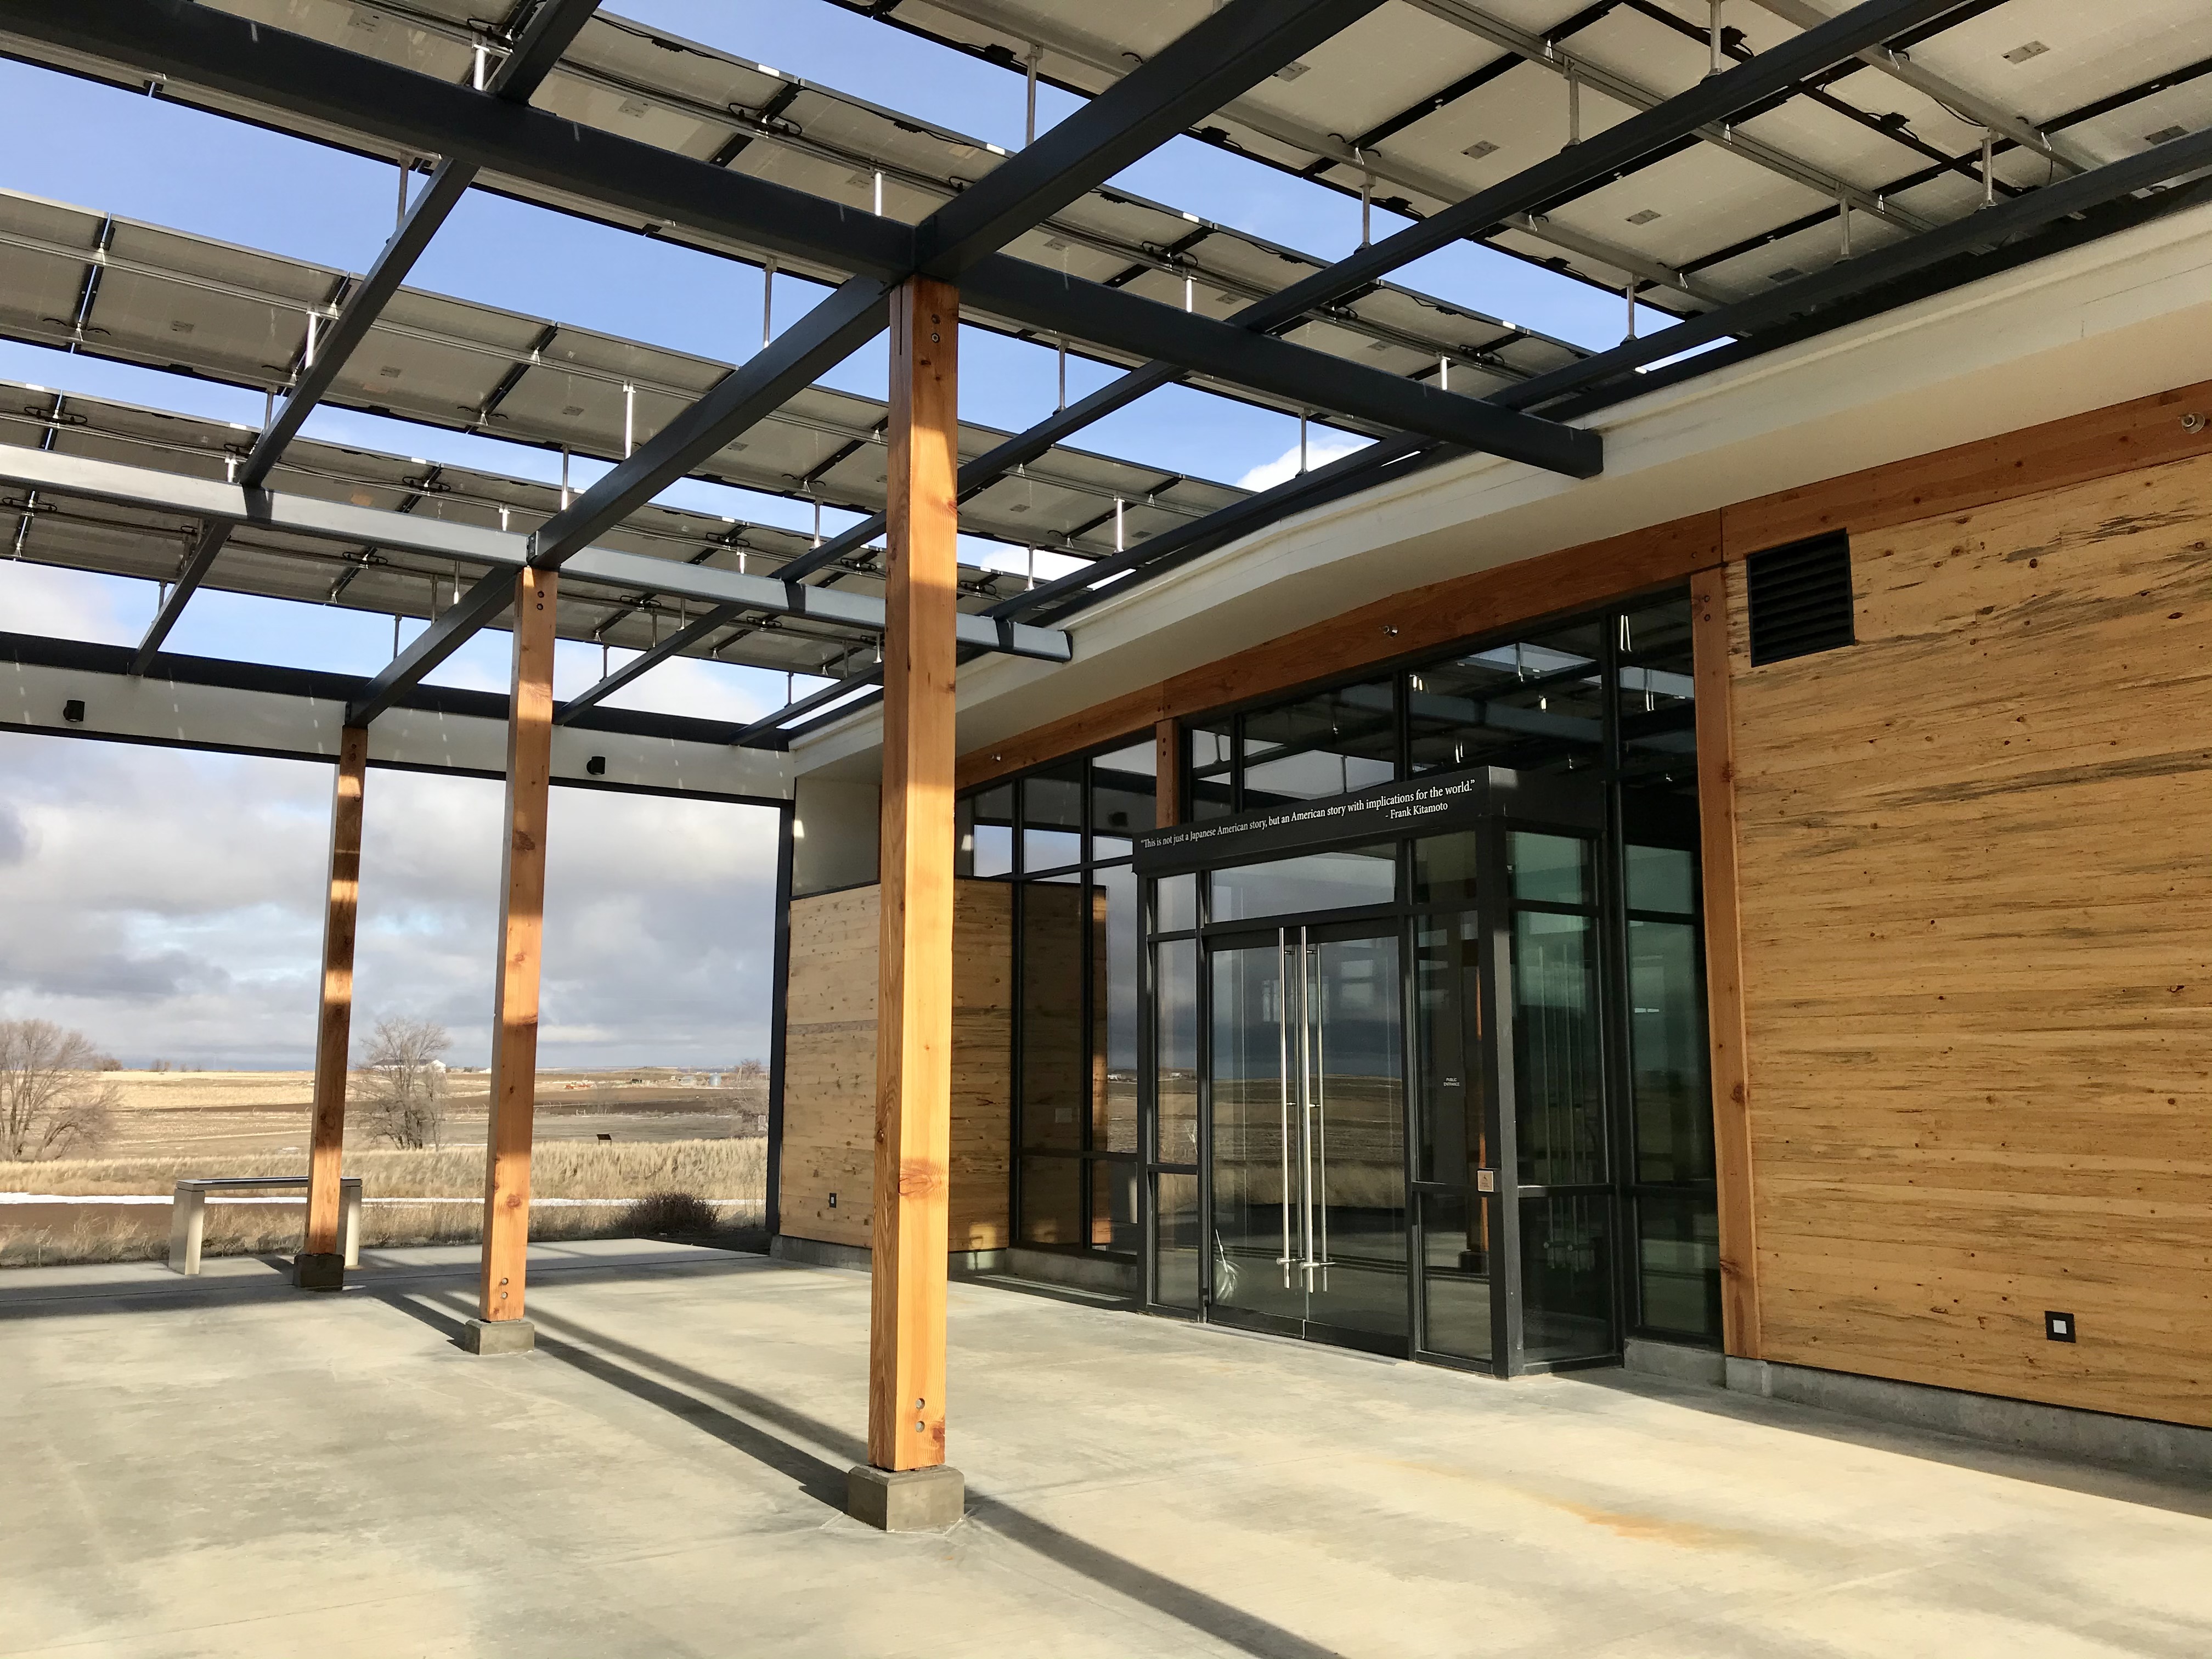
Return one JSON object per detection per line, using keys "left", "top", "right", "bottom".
{"left": 0, "top": 1020, "right": 119, "bottom": 1161}
{"left": 358, "top": 1016, "right": 453, "bottom": 1149}
{"left": 733, "top": 1058, "right": 766, "bottom": 1083}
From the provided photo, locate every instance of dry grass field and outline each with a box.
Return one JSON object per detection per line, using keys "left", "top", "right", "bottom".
{"left": 85, "top": 1068, "right": 768, "bottom": 1159}
{"left": 0, "top": 1138, "right": 765, "bottom": 1266}
{"left": 2, "top": 1070, "right": 770, "bottom": 1267}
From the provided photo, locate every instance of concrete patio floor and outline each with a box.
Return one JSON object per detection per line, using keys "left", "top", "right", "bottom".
{"left": 2, "top": 1242, "right": 2207, "bottom": 1658}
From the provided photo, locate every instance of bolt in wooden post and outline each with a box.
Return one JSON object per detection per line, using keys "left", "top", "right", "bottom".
{"left": 295, "top": 724, "right": 367, "bottom": 1291}
{"left": 468, "top": 565, "right": 557, "bottom": 1351}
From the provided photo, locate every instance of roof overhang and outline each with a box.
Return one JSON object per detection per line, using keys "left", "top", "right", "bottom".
{"left": 793, "top": 192, "right": 2212, "bottom": 779}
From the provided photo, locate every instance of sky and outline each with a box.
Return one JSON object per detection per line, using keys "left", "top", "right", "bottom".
{"left": 0, "top": 0, "right": 1652, "bottom": 1069}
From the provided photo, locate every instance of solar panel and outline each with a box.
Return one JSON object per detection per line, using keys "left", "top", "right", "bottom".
{"left": 0, "top": 377, "right": 1037, "bottom": 676}
{"left": 0, "top": 189, "right": 1247, "bottom": 563}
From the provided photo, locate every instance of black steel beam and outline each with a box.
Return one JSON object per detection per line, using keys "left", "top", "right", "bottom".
{"left": 1217, "top": 0, "right": 1982, "bottom": 340}
{"left": 734, "top": 666, "right": 885, "bottom": 747}
{"left": 776, "top": 0, "right": 1979, "bottom": 589}
{"left": 963, "top": 259, "right": 1599, "bottom": 474}
{"left": 2, "top": 0, "right": 1589, "bottom": 463}
{"left": 554, "top": 602, "right": 732, "bottom": 724}
{"left": 527, "top": 277, "right": 890, "bottom": 568}
{"left": 125, "top": 0, "right": 600, "bottom": 675}
{"left": 911, "top": 0, "right": 1385, "bottom": 276}
{"left": 1016, "top": 123, "right": 2212, "bottom": 633}
{"left": 1500, "top": 124, "right": 2212, "bottom": 416}
{"left": 346, "top": 568, "right": 515, "bottom": 727}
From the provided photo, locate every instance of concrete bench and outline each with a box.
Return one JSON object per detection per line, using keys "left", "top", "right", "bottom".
{"left": 168, "top": 1177, "right": 362, "bottom": 1276}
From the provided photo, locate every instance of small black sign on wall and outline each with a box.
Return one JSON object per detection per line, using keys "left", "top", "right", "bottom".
{"left": 2045, "top": 1311, "right": 2078, "bottom": 1342}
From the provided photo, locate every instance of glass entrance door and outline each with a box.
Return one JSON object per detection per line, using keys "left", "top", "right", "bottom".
{"left": 1209, "top": 926, "right": 1407, "bottom": 1352}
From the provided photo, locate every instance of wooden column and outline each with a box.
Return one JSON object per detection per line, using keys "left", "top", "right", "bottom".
{"left": 476, "top": 566, "right": 558, "bottom": 1333}
{"left": 868, "top": 276, "right": 960, "bottom": 1473}
{"left": 1154, "top": 716, "right": 1180, "bottom": 827}
{"left": 296, "top": 724, "right": 368, "bottom": 1289}
{"left": 1689, "top": 565, "right": 1761, "bottom": 1358}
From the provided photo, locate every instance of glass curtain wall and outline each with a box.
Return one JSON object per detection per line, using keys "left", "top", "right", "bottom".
{"left": 957, "top": 739, "right": 1154, "bottom": 1260}
{"left": 1155, "top": 590, "right": 1718, "bottom": 1353}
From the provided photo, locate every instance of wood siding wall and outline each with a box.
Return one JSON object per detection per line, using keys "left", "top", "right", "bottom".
{"left": 936, "top": 379, "right": 2212, "bottom": 1426}
{"left": 1730, "top": 452, "right": 2212, "bottom": 1429}
{"left": 780, "top": 880, "right": 1013, "bottom": 1251}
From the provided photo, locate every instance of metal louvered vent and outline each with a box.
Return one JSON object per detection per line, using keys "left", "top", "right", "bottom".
{"left": 1746, "top": 532, "right": 1854, "bottom": 666}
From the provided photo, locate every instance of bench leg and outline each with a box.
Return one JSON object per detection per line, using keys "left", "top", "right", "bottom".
{"left": 342, "top": 1181, "right": 362, "bottom": 1269}
{"left": 167, "top": 1188, "right": 193, "bottom": 1274}
{"left": 181, "top": 1191, "right": 206, "bottom": 1276}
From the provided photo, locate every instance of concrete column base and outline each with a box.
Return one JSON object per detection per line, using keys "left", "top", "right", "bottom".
{"left": 292, "top": 1252, "right": 346, "bottom": 1291}
{"left": 845, "top": 1463, "right": 964, "bottom": 1532}
{"left": 459, "top": 1317, "right": 537, "bottom": 1356}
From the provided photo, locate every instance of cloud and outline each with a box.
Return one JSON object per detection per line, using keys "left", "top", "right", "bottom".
{"left": 0, "top": 732, "right": 780, "bottom": 1069}
{"left": 1235, "top": 432, "right": 1371, "bottom": 494}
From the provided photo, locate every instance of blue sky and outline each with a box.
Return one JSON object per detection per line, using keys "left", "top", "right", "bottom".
{"left": 0, "top": 0, "right": 1651, "bottom": 1068}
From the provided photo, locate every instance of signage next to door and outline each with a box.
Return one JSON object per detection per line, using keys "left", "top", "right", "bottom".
{"left": 1133, "top": 765, "right": 1601, "bottom": 876}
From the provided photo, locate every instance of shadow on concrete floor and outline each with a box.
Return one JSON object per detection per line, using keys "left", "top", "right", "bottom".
{"left": 1565, "top": 1367, "right": 2212, "bottom": 1522}
{"left": 379, "top": 1291, "right": 1347, "bottom": 1659}
{"left": 0, "top": 1244, "right": 771, "bottom": 1321}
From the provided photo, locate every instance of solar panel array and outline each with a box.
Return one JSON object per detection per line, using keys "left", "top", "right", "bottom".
{"left": 0, "top": 0, "right": 2207, "bottom": 706}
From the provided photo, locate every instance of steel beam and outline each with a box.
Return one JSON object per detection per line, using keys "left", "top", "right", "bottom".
{"left": 961, "top": 259, "right": 1601, "bottom": 475}
{"left": 125, "top": 0, "right": 602, "bottom": 675}
{"left": 912, "top": 0, "right": 1385, "bottom": 275}
{"left": 1746, "top": 0, "right": 2097, "bottom": 174}
{"left": 0, "top": 447, "right": 1071, "bottom": 691}
{"left": 785, "top": 0, "right": 1978, "bottom": 587}
{"left": 1499, "top": 123, "right": 2212, "bottom": 415}
{"left": 1010, "top": 124, "right": 2212, "bottom": 633}
{"left": 0, "top": 0, "right": 1590, "bottom": 461}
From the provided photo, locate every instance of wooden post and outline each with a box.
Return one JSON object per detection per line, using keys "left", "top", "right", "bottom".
{"left": 864, "top": 275, "right": 961, "bottom": 1499}
{"left": 296, "top": 725, "right": 367, "bottom": 1290}
{"left": 1154, "top": 716, "right": 1180, "bottom": 827}
{"left": 467, "top": 565, "right": 558, "bottom": 1353}
{"left": 1690, "top": 565, "right": 1761, "bottom": 1358}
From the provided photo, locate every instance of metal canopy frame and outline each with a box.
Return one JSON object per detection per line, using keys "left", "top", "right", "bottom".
{"left": 130, "top": 0, "right": 605, "bottom": 674}
{"left": 0, "top": 0, "right": 2204, "bottom": 746}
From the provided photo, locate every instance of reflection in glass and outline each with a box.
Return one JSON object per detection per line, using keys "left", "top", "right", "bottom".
{"left": 1187, "top": 721, "right": 1235, "bottom": 820}
{"left": 1091, "top": 1159, "right": 1138, "bottom": 1252}
{"left": 967, "top": 784, "right": 1014, "bottom": 877}
{"left": 1023, "top": 760, "right": 1084, "bottom": 871}
{"left": 1414, "top": 832, "right": 1479, "bottom": 907}
{"left": 1509, "top": 832, "right": 1588, "bottom": 905}
{"left": 1095, "top": 864, "right": 1139, "bottom": 1154}
{"left": 1091, "top": 740, "right": 1156, "bottom": 840}
{"left": 1626, "top": 844, "right": 1695, "bottom": 915}
{"left": 1020, "top": 883, "right": 1085, "bottom": 1153}
{"left": 1156, "top": 872, "right": 1197, "bottom": 934}
{"left": 1520, "top": 1193, "right": 1612, "bottom": 1363}
{"left": 1407, "top": 626, "right": 1606, "bottom": 776}
{"left": 1513, "top": 910, "right": 1604, "bottom": 1186}
{"left": 1154, "top": 1171, "right": 1201, "bottom": 1310}
{"left": 1155, "top": 938, "right": 1198, "bottom": 1165}
{"left": 1637, "top": 1190, "right": 1720, "bottom": 1341}
{"left": 1211, "top": 845, "right": 1396, "bottom": 922}
{"left": 1019, "top": 1156, "right": 1081, "bottom": 1246}
{"left": 1209, "top": 943, "right": 1299, "bottom": 1324}
{"left": 1240, "top": 678, "right": 1398, "bottom": 806}
{"left": 1420, "top": 1190, "right": 1493, "bottom": 1363}
{"left": 1306, "top": 933, "right": 1407, "bottom": 1339}
{"left": 1415, "top": 915, "right": 1484, "bottom": 1186}
{"left": 1619, "top": 597, "right": 1697, "bottom": 783}
{"left": 1629, "top": 919, "right": 1711, "bottom": 1183}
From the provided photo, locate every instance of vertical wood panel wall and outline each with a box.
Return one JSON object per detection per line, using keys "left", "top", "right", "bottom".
{"left": 781, "top": 880, "right": 1012, "bottom": 1251}
{"left": 1730, "top": 452, "right": 2212, "bottom": 1429}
